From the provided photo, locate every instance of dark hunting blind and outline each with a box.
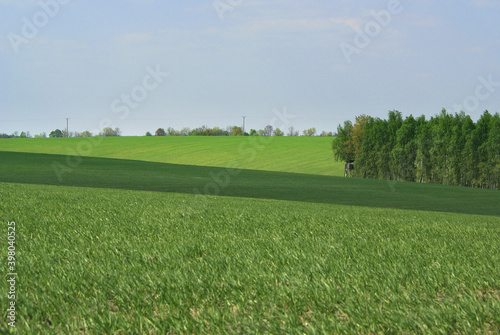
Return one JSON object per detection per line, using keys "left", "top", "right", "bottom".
{"left": 344, "top": 160, "right": 354, "bottom": 177}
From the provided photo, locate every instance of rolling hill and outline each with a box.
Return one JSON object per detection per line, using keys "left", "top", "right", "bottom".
{"left": 0, "top": 136, "right": 344, "bottom": 176}
{"left": 0, "top": 137, "right": 499, "bottom": 333}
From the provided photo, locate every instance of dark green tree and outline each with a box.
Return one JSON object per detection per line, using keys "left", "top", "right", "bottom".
{"left": 49, "top": 129, "right": 63, "bottom": 138}
{"left": 476, "top": 111, "right": 492, "bottom": 188}
{"left": 386, "top": 111, "right": 403, "bottom": 179}
{"left": 155, "top": 128, "right": 166, "bottom": 136}
{"left": 332, "top": 120, "right": 355, "bottom": 162}
{"left": 487, "top": 113, "right": 500, "bottom": 189}
{"left": 393, "top": 115, "right": 417, "bottom": 181}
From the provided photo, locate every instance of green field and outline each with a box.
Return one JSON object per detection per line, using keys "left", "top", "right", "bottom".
{"left": 0, "top": 151, "right": 498, "bottom": 217}
{"left": 1, "top": 137, "right": 499, "bottom": 333}
{"left": 0, "top": 136, "right": 344, "bottom": 176}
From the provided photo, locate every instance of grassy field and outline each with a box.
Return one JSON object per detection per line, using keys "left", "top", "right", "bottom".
{"left": 0, "top": 136, "right": 344, "bottom": 176}
{"left": 0, "top": 151, "right": 499, "bottom": 216}
{"left": 1, "top": 182, "right": 499, "bottom": 333}
{"left": 1, "top": 137, "right": 499, "bottom": 333}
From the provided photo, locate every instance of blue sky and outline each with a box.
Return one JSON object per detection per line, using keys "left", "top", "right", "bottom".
{"left": 1, "top": 0, "right": 499, "bottom": 136}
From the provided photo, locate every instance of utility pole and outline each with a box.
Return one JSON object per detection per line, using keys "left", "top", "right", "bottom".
{"left": 242, "top": 116, "right": 246, "bottom": 133}
{"left": 66, "top": 118, "right": 69, "bottom": 137}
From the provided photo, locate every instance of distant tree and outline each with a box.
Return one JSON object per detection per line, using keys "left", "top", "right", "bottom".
{"left": 209, "top": 126, "right": 228, "bottom": 136}
{"left": 302, "top": 127, "right": 317, "bottom": 137}
{"left": 34, "top": 132, "right": 47, "bottom": 138}
{"left": 80, "top": 131, "right": 93, "bottom": 137}
{"left": 19, "top": 131, "right": 31, "bottom": 138}
{"left": 263, "top": 125, "right": 273, "bottom": 136}
{"left": 249, "top": 129, "right": 258, "bottom": 136}
{"left": 230, "top": 126, "right": 244, "bottom": 136}
{"left": 190, "top": 125, "right": 209, "bottom": 136}
{"left": 11, "top": 131, "right": 19, "bottom": 138}
{"left": 287, "top": 126, "right": 299, "bottom": 136}
{"left": 145, "top": 132, "right": 152, "bottom": 136}
{"left": 99, "top": 127, "right": 121, "bottom": 137}
{"left": 49, "top": 129, "right": 63, "bottom": 138}
{"left": 167, "top": 127, "right": 180, "bottom": 136}
{"left": 273, "top": 128, "right": 285, "bottom": 136}
{"left": 0, "top": 133, "right": 10, "bottom": 138}
{"left": 189, "top": 126, "right": 230, "bottom": 136}
{"left": 319, "top": 131, "right": 333, "bottom": 137}
{"left": 155, "top": 128, "right": 166, "bottom": 136}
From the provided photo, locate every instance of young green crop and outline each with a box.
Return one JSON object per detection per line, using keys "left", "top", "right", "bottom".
{"left": 0, "top": 136, "right": 344, "bottom": 176}
{"left": 0, "top": 182, "right": 499, "bottom": 333}
{"left": 1, "top": 137, "right": 499, "bottom": 333}
{"left": 0, "top": 151, "right": 498, "bottom": 216}
{"left": 3, "top": 136, "right": 498, "bottom": 217}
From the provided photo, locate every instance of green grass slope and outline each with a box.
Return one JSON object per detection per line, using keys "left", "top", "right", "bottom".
{"left": 0, "top": 136, "right": 344, "bottom": 176}
{"left": 1, "top": 182, "right": 499, "bottom": 333}
{"left": 1, "top": 151, "right": 499, "bottom": 216}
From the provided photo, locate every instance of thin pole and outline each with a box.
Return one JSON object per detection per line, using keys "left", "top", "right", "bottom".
{"left": 66, "top": 118, "right": 69, "bottom": 137}
{"left": 242, "top": 116, "right": 246, "bottom": 133}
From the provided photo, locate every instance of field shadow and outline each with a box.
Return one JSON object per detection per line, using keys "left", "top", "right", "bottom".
{"left": 1, "top": 151, "right": 499, "bottom": 217}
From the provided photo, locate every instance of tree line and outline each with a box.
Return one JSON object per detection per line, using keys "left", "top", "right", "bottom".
{"left": 0, "top": 127, "right": 121, "bottom": 138}
{"left": 1, "top": 126, "right": 335, "bottom": 138}
{"left": 149, "top": 125, "right": 334, "bottom": 137}
{"left": 332, "top": 110, "right": 500, "bottom": 190}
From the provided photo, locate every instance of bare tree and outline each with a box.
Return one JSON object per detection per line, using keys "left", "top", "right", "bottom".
{"left": 264, "top": 125, "right": 273, "bottom": 136}
{"left": 287, "top": 126, "right": 299, "bottom": 136}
